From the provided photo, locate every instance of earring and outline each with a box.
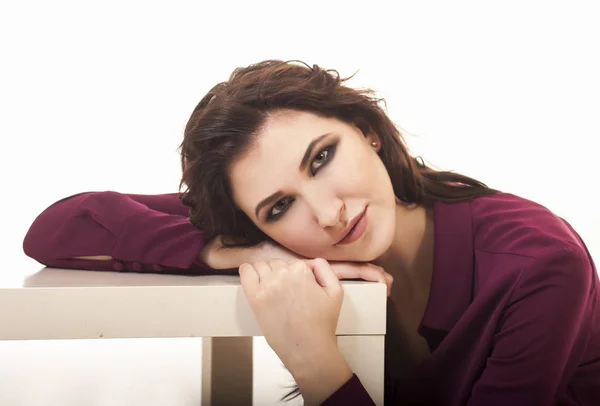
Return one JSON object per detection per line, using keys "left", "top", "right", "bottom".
{"left": 371, "top": 141, "right": 378, "bottom": 147}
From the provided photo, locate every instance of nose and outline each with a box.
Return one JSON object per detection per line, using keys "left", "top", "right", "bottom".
{"left": 303, "top": 187, "right": 345, "bottom": 228}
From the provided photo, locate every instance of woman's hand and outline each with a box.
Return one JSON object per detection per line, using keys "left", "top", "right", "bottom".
{"left": 199, "top": 236, "right": 304, "bottom": 270}
{"left": 239, "top": 258, "right": 353, "bottom": 405}
{"left": 328, "top": 262, "right": 393, "bottom": 296}
{"left": 239, "top": 258, "right": 343, "bottom": 363}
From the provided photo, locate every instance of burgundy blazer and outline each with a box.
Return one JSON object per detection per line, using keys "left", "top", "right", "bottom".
{"left": 23, "top": 191, "right": 600, "bottom": 405}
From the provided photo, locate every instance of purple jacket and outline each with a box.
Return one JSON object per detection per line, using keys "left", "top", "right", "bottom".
{"left": 23, "top": 191, "right": 600, "bottom": 405}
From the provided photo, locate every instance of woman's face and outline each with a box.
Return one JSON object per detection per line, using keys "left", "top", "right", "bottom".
{"left": 229, "top": 110, "right": 397, "bottom": 262}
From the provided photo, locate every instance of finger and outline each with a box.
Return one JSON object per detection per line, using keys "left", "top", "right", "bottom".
{"left": 384, "top": 272, "right": 394, "bottom": 296}
{"left": 252, "top": 260, "right": 272, "bottom": 282}
{"left": 289, "top": 259, "right": 309, "bottom": 271}
{"left": 330, "top": 263, "right": 392, "bottom": 296}
{"left": 306, "top": 258, "right": 342, "bottom": 297}
{"left": 287, "top": 259, "right": 310, "bottom": 278}
{"left": 267, "top": 258, "right": 290, "bottom": 272}
{"left": 239, "top": 263, "right": 259, "bottom": 299}
{"left": 330, "top": 263, "right": 385, "bottom": 283}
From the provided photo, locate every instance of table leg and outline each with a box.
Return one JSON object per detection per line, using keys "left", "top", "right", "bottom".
{"left": 337, "top": 335, "right": 385, "bottom": 406}
{"left": 201, "top": 337, "right": 253, "bottom": 406}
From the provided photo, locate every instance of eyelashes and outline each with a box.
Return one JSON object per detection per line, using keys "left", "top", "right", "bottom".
{"left": 309, "top": 144, "right": 334, "bottom": 175}
{"left": 266, "top": 141, "right": 338, "bottom": 221}
{"left": 267, "top": 196, "right": 294, "bottom": 220}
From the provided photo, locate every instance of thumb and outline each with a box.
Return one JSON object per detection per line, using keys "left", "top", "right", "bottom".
{"left": 305, "top": 258, "right": 343, "bottom": 297}
{"left": 238, "top": 263, "right": 259, "bottom": 300}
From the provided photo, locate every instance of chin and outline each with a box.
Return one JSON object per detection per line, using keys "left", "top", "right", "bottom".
{"left": 358, "top": 244, "right": 389, "bottom": 263}
{"left": 362, "top": 222, "right": 395, "bottom": 262}
{"left": 332, "top": 233, "right": 393, "bottom": 263}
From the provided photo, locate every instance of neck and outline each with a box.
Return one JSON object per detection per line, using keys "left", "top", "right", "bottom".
{"left": 373, "top": 203, "right": 435, "bottom": 296}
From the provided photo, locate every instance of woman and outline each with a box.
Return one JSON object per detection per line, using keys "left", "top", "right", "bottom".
{"left": 24, "top": 60, "right": 599, "bottom": 405}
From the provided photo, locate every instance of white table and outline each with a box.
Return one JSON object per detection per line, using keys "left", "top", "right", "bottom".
{"left": 0, "top": 268, "right": 386, "bottom": 405}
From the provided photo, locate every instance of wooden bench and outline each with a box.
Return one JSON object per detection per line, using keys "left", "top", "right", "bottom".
{"left": 0, "top": 268, "right": 386, "bottom": 405}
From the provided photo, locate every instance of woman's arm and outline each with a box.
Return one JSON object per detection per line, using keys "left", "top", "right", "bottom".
{"left": 22, "top": 191, "right": 319, "bottom": 273}
{"left": 467, "top": 247, "right": 596, "bottom": 406}
{"left": 319, "top": 374, "right": 376, "bottom": 406}
{"left": 239, "top": 258, "right": 379, "bottom": 406}
{"left": 22, "top": 191, "right": 214, "bottom": 273}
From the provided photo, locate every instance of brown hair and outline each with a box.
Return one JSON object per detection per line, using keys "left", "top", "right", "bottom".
{"left": 179, "top": 60, "right": 498, "bottom": 247}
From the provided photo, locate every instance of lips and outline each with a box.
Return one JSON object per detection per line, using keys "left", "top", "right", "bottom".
{"left": 336, "top": 208, "right": 367, "bottom": 244}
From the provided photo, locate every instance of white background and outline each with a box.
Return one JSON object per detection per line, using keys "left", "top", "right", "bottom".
{"left": 0, "top": 1, "right": 598, "bottom": 405}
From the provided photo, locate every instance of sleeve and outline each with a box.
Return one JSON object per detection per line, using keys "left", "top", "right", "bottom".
{"left": 22, "top": 191, "right": 215, "bottom": 274}
{"left": 467, "top": 247, "right": 595, "bottom": 406}
{"left": 321, "top": 374, "right": 375, "bottom": 406}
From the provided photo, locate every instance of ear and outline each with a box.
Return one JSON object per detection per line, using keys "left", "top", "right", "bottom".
{"left": 366, "top": 132, "right": 382, "bottom": 153}
{"left": 353, "top": 118, "right": 382, "bottom": 152}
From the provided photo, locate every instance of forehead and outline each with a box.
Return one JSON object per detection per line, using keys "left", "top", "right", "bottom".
{"left": 229, "top": 111, "right": 352, "bottom": 213}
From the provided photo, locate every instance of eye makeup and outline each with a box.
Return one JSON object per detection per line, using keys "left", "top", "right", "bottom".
{"left": 265, "top": 140, "right": 339, "bottom": 221}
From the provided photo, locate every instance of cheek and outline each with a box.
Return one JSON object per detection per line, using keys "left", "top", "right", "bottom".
{"left": 336, "top": 151, "right": 379, "bottom": 189}
{"left": 266, "top": 211, "right": 326, "bottom": 255}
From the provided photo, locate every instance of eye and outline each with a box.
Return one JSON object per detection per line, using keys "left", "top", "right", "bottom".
{"left": 267, "top": 196, "right": 294, "bottom": 220}
{"left": 265, "top": 141, "right": 338, "bottom": 222}
{"left": 310, "top": 143, "right": 337, "bottom": 175}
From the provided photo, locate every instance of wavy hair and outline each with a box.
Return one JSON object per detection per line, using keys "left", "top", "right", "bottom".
{"left": 179, "top": 59, "right": 498, "bottom": 248}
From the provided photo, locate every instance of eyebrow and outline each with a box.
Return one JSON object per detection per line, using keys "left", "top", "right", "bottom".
{"left": 254, "top": 132, "right": 332, "bottom": 218}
